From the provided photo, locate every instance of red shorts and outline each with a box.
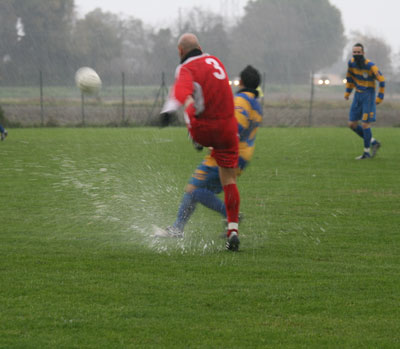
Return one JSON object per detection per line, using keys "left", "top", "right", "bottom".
{"left": 185, "top": 110, "right": 239, "bottom": 168}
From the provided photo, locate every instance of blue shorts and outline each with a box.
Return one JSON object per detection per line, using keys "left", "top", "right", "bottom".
{"left": 189, "top": 162, "right": 222, "bottom": 194}
{"left": 188, "top": 156, "right": 248, "bottom": 194}
{"left": 349, "top": 90, "right": 376, "bottom": 123}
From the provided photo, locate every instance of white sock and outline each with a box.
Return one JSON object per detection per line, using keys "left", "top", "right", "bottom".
{"left": 228, "top": 222, "right": 239, "bottom": 231}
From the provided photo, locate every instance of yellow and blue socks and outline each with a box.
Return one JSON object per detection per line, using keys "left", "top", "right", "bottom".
{"left": 363, "top": 127, "right": 372, "bottom": 154}
{"left": 173, "top": 193, "right": 196, "bottom": 231}
{"left": 352, "top": 125, "right": 364, "bottom": 138}
{"left": 174, "top": 189, "right": 227, "bottom": 232}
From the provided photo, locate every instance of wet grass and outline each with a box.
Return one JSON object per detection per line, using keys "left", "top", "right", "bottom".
{"left": 1, "top": 127, "right": 399, "bottom": 348}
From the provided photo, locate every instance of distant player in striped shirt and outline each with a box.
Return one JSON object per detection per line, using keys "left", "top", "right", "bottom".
{"left": 345, "top": 43, "right": 385, "bottom": 159}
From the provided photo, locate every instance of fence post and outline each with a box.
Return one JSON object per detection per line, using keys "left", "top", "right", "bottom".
{"left": 261, "top": 72, "right": 266, "bottom": 114}
{"left": 161, "top": 72, "right": 166, "bottom": 105}
{"left": 148, "top": 72, "right": 168, "bottom": 120}
{"left": 81, "top": 92, "right": 85, "bottom": 126}
{"left": 122, "top": 71, "right": 125, "bottom": 124}
{"left": 39, "top": 70, "right": 44, "bottom": 126}
{"left": 308, "top": 71, "right": 315, "bottom": 127}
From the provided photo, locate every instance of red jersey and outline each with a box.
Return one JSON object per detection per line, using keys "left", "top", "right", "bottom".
{"left": 162, "top": 53, "right": 235, "bottom": 121}
{"left": 162, "top": 52, "right": 238, "bottom": 168}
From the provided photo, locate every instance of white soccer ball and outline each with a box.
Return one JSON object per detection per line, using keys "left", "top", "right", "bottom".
{"left": 75, "top": 67, "right": 102, "bottom": 94}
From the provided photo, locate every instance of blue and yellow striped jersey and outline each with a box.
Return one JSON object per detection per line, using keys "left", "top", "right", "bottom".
{"left": 235, "top": 90, "right": 263, "bottom": 168}
{"left": 202, "top": 89, "right": 263, "bottom": 172}
{"left": 345, "top": 58, "right": 385, "bottom": 102}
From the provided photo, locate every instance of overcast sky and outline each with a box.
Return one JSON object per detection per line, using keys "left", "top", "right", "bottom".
{"left": 75, "top": 0, "right": 400, "bottom": 52}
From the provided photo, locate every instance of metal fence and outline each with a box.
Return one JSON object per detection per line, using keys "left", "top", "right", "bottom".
{"left": 1, "top": 71, "right": 399, "bottom": 127}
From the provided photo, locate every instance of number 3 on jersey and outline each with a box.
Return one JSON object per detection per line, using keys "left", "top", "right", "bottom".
{"left": 205, "top": 58, "right": 226, "bottom": 80}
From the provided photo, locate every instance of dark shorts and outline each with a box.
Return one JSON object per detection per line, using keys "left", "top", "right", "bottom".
{"left": 349, "top": 90, "right": 376, "bottom": 123}
{"left": 189, "top": 159, "right": 223, "bottom": 194}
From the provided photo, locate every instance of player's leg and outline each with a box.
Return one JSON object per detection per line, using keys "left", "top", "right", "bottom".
{"left": 171, "top": 160, "right": 226, "bottom": 234}
{"left": 172, "top": 188, "right": 198, "bottom": 233}
{"left": 348, "top": 93, "right": 363, "bottom": 138}
{"left": 371, "top": 138, "right": 381, "bottom": 157}
{"left": 356, "top": 92, "right": 377, "bottom": 160}
{"left": 359, "top": 120, "right": 372, "bottom": 159}
{"left": 172, "top": 184, "right": 227, "bottom": 233}
{"left": 192, "top": 187, "right": 226, "bottom": 216}
{"left": 166, "top": 118, "right": 205, "bottom": 235}
{"left": 349, "top": 93, "right": 369, "bottom": 159}
{"left": 367, "top": 97, "right": 381, "bottom": 157}
{"left": 190, "top": 164, "right": 226, "bottom": 216}
{"left": 219, "top": 166, "right": 240, "bottom": 251}
{"left": 349, "top": 121, "right": 363, "bottom": 138}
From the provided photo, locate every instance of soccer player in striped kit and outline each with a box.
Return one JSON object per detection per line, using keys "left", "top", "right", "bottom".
{"left": 160, "top": 33, "right": 240, "bottom": 251}
{"left": 159, "top": 65, "right": 262, "bottom": 249}
{"left": 345, "top": 43, "right": 385, "bottom": 159}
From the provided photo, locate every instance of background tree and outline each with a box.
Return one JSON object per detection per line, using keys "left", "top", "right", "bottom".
{"left": 11, "top": 0, "right": 75, "bottom": 84}
{"left": 72, "top": 9, "right": 124, "bottom": 84}
{"left": 347, "top": 31, "right": 393, "bottom": 76}
{"left": 179, "top": 8, "right": 231, "bottom": 73}
{"left": 145, "top": 28, "right": 177, "bottom": 85}
{"left": 231, "top": 0, "right": 345, "bottom": 83}
{"left": 118, "top": 17, "right": 151, "bottom": 84}
{"left": 0, "top": 0, "right": 18, "bottom": 83}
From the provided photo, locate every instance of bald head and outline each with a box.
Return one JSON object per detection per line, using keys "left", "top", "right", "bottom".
{"left": 178, "top": 33, "right": 201, "bottom": 59}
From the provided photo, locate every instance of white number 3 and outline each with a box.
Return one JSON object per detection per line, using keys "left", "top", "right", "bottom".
{"left": 205, "top": 58, "right": 226, "bottom": 80}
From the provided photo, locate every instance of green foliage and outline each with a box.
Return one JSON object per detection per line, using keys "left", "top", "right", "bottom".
{"left": 348, "top": 31, "right": 393, "bottom": 76}
{"left": 179, "top": 8, "right": 231, "bottom": 70}
{"left": 0, "top": 0, "right": 18, "bottom": 64}
{"left": 73, "top": 9, "right": 123, "bottom": 83}
{"left": 1, "top": 128, "right": 400, "bottom": 347}
{"left": 232, "top": 0, "right": 345, "bottom": 83}
{"left": 0, "top": 0, "right": 348, "bottom": 87}
{"left": 6, "top": 0, "right": 75, "bottom": 84}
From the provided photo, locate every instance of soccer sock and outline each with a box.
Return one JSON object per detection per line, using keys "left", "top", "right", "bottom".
{"left": 223, "top": 183, "right": 240, "bottom": 236}
{"left": 191, "top": 188, "right": 226, "bottom": 217}
{"left": 363, "top": 128, "right": 372, "bottom": 151}
{"left": 352, "top": 125, "right": 364, "bottom": 138}
{"left": 173, "top": 192, "right": 197, "bottom": 232}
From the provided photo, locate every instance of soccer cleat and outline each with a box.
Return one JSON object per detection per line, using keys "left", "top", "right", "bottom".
{"left": 355, "top": 152, "right": 371, "bottom": 160}
{"left": 1, "top": 130, "right": 7, "bottom": 141}
{"left": 371, "top": 141, "right": 381, "bottom": 157}
{"left": 226, "top": 231, "right": 240, "bottom": 251}
{"left": 152, "top": 225, "right": 184, "bottom": 238}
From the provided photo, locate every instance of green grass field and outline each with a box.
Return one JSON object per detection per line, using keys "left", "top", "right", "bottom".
{"left": 1, "top": 127, "right": 399, "bottom": 348}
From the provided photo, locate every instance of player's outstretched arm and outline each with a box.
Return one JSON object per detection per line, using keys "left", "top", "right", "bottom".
{"left": 160, "top": 111, "right": 176, "bottom": 127}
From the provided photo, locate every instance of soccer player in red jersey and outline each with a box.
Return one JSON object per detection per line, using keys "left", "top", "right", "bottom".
{"left": 160, "top": 33, "right": 240, "bottom": 251}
